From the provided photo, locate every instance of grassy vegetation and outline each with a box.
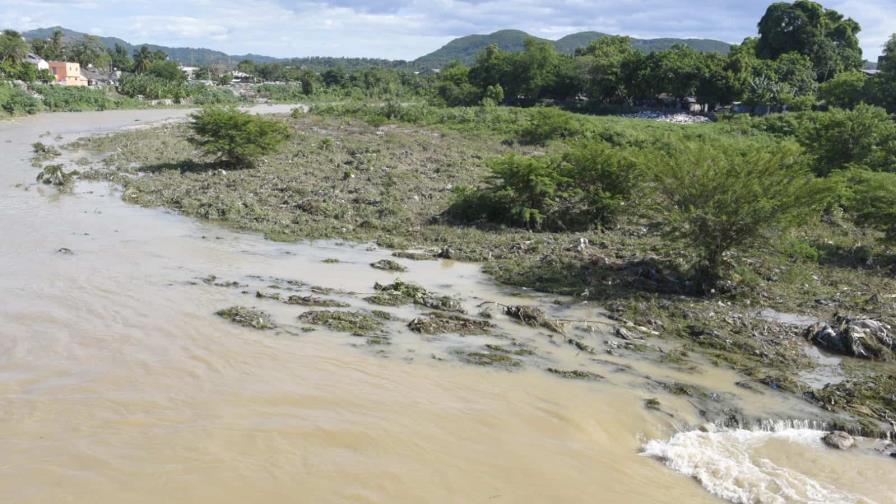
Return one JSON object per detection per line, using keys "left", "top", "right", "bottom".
{"left": 67, "top": 104, "right": 896, "bottom": 432}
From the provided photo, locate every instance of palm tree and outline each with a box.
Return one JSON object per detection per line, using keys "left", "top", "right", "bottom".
{"left": 0, "top": 30, "right": 29, "bottom": 65}
{"left": 133, "top": 46, "right": 153, "bottom": 73}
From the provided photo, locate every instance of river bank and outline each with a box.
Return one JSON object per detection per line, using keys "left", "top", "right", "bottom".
{"left": 4, "top": 108, "right": 894, "bottom": 503}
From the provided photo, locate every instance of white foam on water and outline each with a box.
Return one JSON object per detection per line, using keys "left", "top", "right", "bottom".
{"left": 641, "top": 424, "right": 880, "bottom": 504}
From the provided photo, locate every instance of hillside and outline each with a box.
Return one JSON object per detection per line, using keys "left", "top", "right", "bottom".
{"left": 416, "top": 30, "right": 732, "bottom": 67}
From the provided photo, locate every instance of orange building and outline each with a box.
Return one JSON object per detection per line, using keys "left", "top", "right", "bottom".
{"left": 48, "top": 61, "right": 89, "bottom": 87}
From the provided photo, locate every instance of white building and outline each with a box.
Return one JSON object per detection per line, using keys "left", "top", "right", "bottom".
{"left": 25, "top": 53, "right": 49, "bottom": 71}
{"left": 180, "top": 66, "right": 200, "bottom": 80}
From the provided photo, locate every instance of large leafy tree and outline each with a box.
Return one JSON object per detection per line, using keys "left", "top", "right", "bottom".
{"left": 757, "top": 0, "right": 862, "bottom": 80}
{"left": 30, "top": 29, "right": 65, "bottom": 61}
{"left": 69, "top": 35, "right": 110, "bottom": 69}
{"left": 880, "top": 34, "right": 896, "bottom": 76}
{"left": 133, "top": 46, "right": 166, "bottom": 73}
{"left": 110, "top": 43, "right": 133, "bottom": 72}
{"left": 577, "top": 36, "right": 642, "bottom": 104}
{"left": 655, "top": 45, "right": 705, "bottom": 101}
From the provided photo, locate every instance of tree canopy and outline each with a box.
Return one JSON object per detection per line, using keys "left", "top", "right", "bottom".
{"left": 757, "top": 1, "right": 862, "bottom": 80}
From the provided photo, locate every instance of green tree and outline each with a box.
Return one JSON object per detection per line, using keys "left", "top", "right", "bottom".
{"left": 69, "top": 35, "right": 110, "bottom": 69}
{"left": 879, "top": 34, "right": 896, "bottom": 76}
{"left": 31, "top": 29, "right": 65, "bottom": 61}
{"left": 133, "top": 46, "right": 166, "bottom": 73}
{"left": 655, "top": 45, "right": 705, "bottom": 101}
{"left": 651, "top": 138, "right": 823, "bottom": 287}
{"left": 513, "top": 39, "right": 563, "bottom": 102}
{"left": 757, "top": 0, "right": 862, "bottom": 80}
{"left": 146, "top": 60, "right": 185, "bottom": 81}
{"left": 803, "top": 104, "right": 896, "bottom": 175}
{"left": 837, "top": 168, "right": 896, "bottom": 242}
{"left": 0, "top": 30, "right": 29, "bottom": 65}
{"left": 110, "top": 43, "right": 133, "bottom": 71}
{"left": 469, "top": 44, "right": 512, "bottom": 99}
{"left": 188, "top": 107, "right": 290, "bottom": 168}
{"left": 435, "top": 62, "right": 480, "bottom": 106}
{"left": 578, "top": 36, "right": 641, "bottom": 104}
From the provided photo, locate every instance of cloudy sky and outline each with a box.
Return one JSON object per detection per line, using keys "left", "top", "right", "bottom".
{"left": 1, "top": 0, "right": 892, "bottom": 60}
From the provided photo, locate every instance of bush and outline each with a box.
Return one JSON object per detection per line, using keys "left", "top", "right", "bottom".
{"left": 0, "top": 83, "right": 41, "bottom": 115}
{"left": 448, "top": 141, "right": 640, "bottom": 231}
{"left": 807, "top": 105, "right": 896, "bottom": 175}
{"left": 188, "top": 107, "right": 290, "bottom": 168}
{"left": 650, "top": 139, "right": 824, "bottom": 288}
{"left": 517, "top": 107, "right": 588, "bottom": 145}
{"left": 836, "top": 168, "right": 896, "bottom": 242}
{"left": 190, "top": 84, "right": 240, "bottom": 105}
{"left": 118, "top": 74, "right": 188, "bottom": 100}
{"left": 32, "top": 84, "right": 122, "bottom": 111}
{"left": 735, "top": 106, "right": 896, "bottom": 175}
{"left": 819, "top": 71, "right": 870, "bottom": 109}
{"left": 256, "top": 83, "right": 310, "bottom": 102}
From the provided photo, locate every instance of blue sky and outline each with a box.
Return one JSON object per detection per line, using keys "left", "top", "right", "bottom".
{"left": 1, "top": 0, "right": 892, "bottom": 60}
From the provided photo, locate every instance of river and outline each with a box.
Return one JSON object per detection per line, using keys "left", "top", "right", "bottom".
{"left": 1, "top": 109, "right": 892, "bottom": 503}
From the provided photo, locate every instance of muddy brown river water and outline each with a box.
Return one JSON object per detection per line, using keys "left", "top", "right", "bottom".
{"left": 1, "top": 109, "right": 893, "bottom": 503}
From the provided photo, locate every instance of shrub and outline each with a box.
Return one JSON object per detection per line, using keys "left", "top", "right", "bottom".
{"left": 650, "top": 139, "right": 824, "bottom": 288}
{"left": 478, "top": 154, "right": 565, "bottom": 229}
{"left": 448, "top": 141, "right": 640, "bottom": 231}
{"left": 32, "top": 84, "right": 120, "bottom": 111}
{"left": 188, "top": 107, "right": 290, "bottom": 168}
{"left": 118, "top": 74, "right": 188, "bottom": 100}
{"left": 736, "top": 106, "right": 896, "bottom": 175}
{"left": 806, "top": 105, "right": 896, "bottom": 175}
{"left": 836, "top": 168, "right": 896, "bottom": 242}
{"left": 0, "top": 83, "right": 41, "bottom": 115}
{"left": 517, "top": 107, "right": 588, "bottom": 145}
{"left": 551, "top": 141, "right": 640, "bottom": 229}
{"left": 190, "top": 84, "right": 240, "bottom": 105}
{"left": 819, "top": 71, "right": 870, "bottom": 109}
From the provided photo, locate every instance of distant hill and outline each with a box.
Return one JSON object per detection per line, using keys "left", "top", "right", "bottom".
{"left": 416, "top": 30, "right": 732, "bottom": 68}
{"left": 23, "top": 26, "right": 282, "bottom": 66}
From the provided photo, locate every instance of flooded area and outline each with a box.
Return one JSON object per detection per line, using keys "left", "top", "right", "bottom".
{"left": 1, "top": 109, "right": 894, "bottom": 503}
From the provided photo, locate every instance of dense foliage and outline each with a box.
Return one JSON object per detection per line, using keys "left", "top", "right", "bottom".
{"left": 650, "top": 139, "right": 823, "bottom": 285}
{"left": 449, "top": 142, "right": 640, "bottom": 231}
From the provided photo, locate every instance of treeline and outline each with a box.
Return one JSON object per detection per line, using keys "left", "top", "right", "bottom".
{"left": 435, "top": 1, "right": 894, "bottom": 112}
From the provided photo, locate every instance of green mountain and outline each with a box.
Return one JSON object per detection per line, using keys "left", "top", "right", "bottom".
{"left": 416, "top": 30, "right": 732, "bottom": 68}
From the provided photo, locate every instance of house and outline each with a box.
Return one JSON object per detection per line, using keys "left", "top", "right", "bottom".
{"left": 25, "top": 53, "right": 49, "bottom": 71}
{"left": 180, "top": 66, "right": 200, "bottom": 80}
{"left": 81, "top": 67, "right": 120, "bottom": 87}
{"left": 48, "top": 61, "right": 89, "bottom": 87}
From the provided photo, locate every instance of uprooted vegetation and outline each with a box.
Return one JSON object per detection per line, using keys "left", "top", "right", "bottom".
{"left": 366, "top": 280, "right": 464, "bottom": 313}
{"left": 298, "top": 309, "right": 386, "bottom": 336}
{"left": 407, "top": 312, "right": 494, "bottom": 335}
{"left": 216, "top": 306, "right": 276, "bottom": 330}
